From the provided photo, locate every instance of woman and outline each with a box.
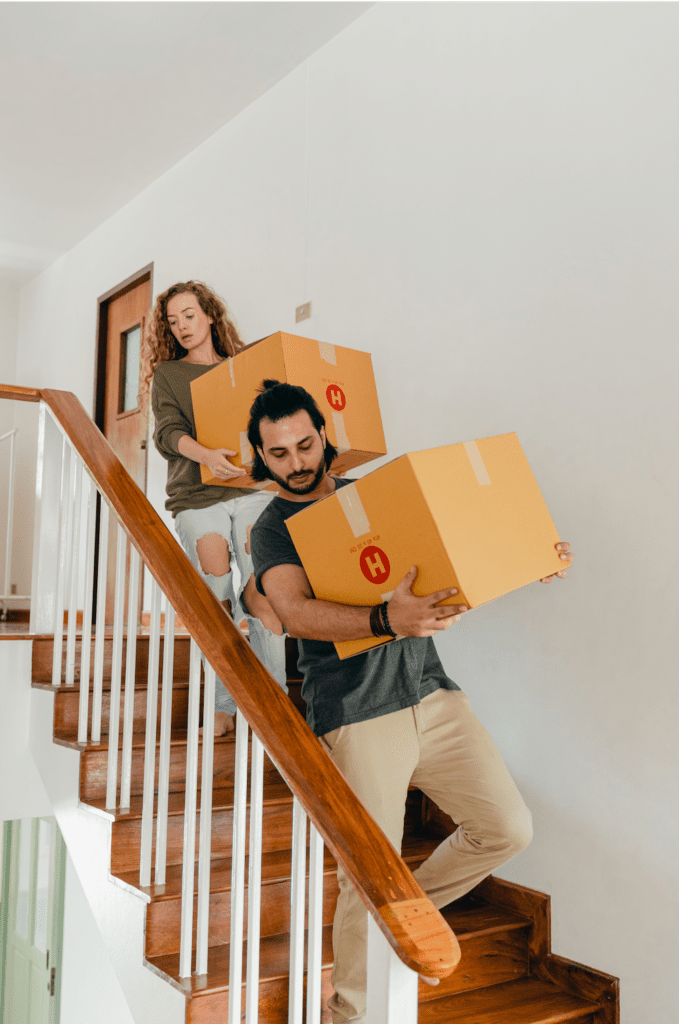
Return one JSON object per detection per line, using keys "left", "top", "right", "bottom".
{"left": 142, "top": 280, "right": 287, "bottom": 734}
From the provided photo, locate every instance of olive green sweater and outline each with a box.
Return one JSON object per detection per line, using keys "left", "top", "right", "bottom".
{"left": 152, "top": 360, "right": 251, "bottom": 517}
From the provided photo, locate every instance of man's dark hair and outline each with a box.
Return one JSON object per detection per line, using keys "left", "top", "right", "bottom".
{"left": 247, "top": 379, "right": 338, "bottom": 482}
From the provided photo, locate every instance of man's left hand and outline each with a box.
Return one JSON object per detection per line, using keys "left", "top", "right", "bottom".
{"left": 540, "top": 542, "right": 573, "bottom": 583}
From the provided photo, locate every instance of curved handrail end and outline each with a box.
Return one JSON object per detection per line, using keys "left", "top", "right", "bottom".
{"left": 377, "top": 897, "right": 461, "bottom": 978}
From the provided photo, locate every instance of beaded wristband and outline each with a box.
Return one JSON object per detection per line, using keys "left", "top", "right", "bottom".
{"left": 380, "top": 601, "right": 397, "bottom": 638}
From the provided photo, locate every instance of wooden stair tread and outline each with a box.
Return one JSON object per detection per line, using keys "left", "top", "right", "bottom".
{"left": 148, "top": 924, "right": 334, "bottom": 995}
{"left": 440, "top": 898, "right": 531, "bottom": 940}
{"left": 119, "top": 841, "right": 442, "bottom": 901}
{"left": 84, "top": 780, "right": 294, "bottom": 820}
{"left": 418, "top": 976, "right": 600, "bottom": 1023}
{"left": 32, "top": 677, "right": 192, "bottom": 693}
{"left": 55, "top": 726, "right": 241, "bottom": 752}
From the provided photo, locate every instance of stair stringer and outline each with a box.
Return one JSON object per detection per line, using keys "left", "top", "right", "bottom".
{"left": 28, "top": 682, "right": 186, "bottom": 1024}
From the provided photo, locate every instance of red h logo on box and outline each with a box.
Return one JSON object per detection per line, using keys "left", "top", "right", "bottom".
{"left": 326, "top": 385, "right": 347, "bottom": 411}
{"left": 359, "top": 546, "right": 390, "bottom": 586}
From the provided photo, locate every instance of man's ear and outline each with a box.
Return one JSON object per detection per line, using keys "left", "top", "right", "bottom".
{"left": 320, "top": 426, "right": 326, "bottom": 448}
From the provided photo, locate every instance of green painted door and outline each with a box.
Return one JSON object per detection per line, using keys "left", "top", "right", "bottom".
{"left": 1, "top": 818, "right": 66, "bottom": 1024}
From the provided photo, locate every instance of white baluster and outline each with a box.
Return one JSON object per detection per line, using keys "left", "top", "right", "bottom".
{"left": 2, "top": 428, "right": 16, "bottom": 601}
{"left": 91, "top": 499, "right": 109, "bottom": 745}
{"left": 51, "top": 437, "right": 69, "bottom": 687}
{"left": 120, "top": 545, "right": 140, "bottom": 809}
{"left": 245, "top": 733, "right": 264, "bottom": 1024}
{"left": 65, "top": 459, "right": 83, "bottom": 686}
{"left": 179, "top": 639, "right": 202, "bottom": 977}
{"left": 306, "top": 823, "right": 325, "bottom": 1024}
{"left": 140, "top": 579, "right": 161, "bottom": 887}
{"left": 78, "top": 475, "right": 97, "bottom": 745}
{"left": 228, "top": 710, "right": 249, "bottom": 1023}
{"left": 30, "top": 406, "right": 64, "bottom": 634}
{"left": 289, "top": 797, "right": 308, "bottom": 1024}
{"left": 155, "top": 600, "right": 175, "bottom": 885}
{"left": 105, "top": 525, "right": 127, "bottom": 810}
{"left": 366, "top": 915, "right": 419, "bottom": 1024}
{"left": 195, "top": 662, "right": 216, "bottom": 975}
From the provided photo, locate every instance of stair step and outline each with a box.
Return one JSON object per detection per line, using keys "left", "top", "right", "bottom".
{"left": 109, "top": 782, "right": 296, "bottom": 875}
{"left": 31, "top": 634, "right": 192, "bottom": 685}
{"left": 418, "top": 975, "right": 600, "bottom": 1023}
{"left": 137, "top": 841, "right": 444, "bottom": 957}
{"left": 75, "top": 726, "right": 287, "bottom": 802}
{"left": 147, "top": 924, "right": 335, "bottom": 1024}
{"left": 50, "top": 682, "right": 192, "bottom": 736}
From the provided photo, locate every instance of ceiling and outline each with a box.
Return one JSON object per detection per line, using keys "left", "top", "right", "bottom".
{"left": 0, "top": 1, "right": 373, "bottom": 283}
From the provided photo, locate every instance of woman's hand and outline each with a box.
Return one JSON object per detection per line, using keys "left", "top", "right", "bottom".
{"left": 540, "top": 542, "right": 573, "bottom": 583}
{"left": 203, "top": 448, "right": 247, "bottom": 480}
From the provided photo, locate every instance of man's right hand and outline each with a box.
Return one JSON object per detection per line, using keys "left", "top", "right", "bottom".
{"left": 387, "top": 566, "right": 468, "bottom": 637}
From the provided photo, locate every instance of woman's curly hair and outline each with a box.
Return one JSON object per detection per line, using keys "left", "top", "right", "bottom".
{"left": 140, "top": 280, "right": 244, "bottom": 396}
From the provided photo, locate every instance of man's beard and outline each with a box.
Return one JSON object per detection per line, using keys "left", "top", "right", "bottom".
{"left": 268, "top": 455, "right": 326, "bottom": 496}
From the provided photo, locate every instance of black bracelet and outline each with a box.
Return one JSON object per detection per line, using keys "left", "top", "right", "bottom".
{"left": 369, "top": 604, "right": 386, "bottom": 637}
{"left": 380, "top": 601, "right": 397, "bottom": 638}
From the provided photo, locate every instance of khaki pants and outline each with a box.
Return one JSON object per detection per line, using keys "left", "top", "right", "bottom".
{"left": 320, "top": 688, "right": 533, "bottom": 1023}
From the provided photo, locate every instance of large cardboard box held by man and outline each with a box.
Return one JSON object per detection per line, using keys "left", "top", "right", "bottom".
{"left": 190, "top": 331, "right": 387, "bottom": 489}
{"left": 285, "top": 432, "right": 569, "bottom": 659}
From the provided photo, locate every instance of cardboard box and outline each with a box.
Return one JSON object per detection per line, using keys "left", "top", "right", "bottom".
{"left": 190, "top": 332, "right": 387, "bottom": 489}
{"left": 285, "top": 432, "right": 569, "bottom": 659}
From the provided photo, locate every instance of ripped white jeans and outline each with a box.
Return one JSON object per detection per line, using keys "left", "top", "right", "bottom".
{"left": 175, "top": 493, "right": 287, "bottom": 715}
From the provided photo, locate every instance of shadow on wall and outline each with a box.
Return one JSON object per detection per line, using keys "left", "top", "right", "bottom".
{"left": 498, "top": 787, "right": 677, "bottom": 1024}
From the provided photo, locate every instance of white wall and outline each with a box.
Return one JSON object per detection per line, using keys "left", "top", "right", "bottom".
{"left": 0, "top": 642, "right": 138, "bottom": 1024}
{"left": 12, "top": 5, "right": 679, "bottom": 1021}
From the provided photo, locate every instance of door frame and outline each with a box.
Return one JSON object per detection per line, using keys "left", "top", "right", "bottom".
{"left": 92, "top": 263, "right": 154, "bottom": 431}
{"left": 92, "top": 265, "right": 153, "bottom": 625}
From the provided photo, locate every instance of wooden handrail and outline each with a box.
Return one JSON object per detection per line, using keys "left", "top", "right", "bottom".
{"left": 4, "top": 386, "right": 461, "bottom": 978}
{"left": 0, "top": 384, "right": 42, "bottom": 403}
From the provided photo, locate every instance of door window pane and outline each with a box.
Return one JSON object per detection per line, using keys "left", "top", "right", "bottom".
{"left": 121, "top": 325, "right": 141, "bottom": 412}
{"left": 15, "top": 819, "right": 32, "bottom": 939}
{"left": 33, "top": 820, "right": 51, "bottom": 954}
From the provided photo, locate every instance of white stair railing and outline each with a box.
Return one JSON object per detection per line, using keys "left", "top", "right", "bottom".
{"left": 22, "top": 395, "right": 422, "bottom": 1023}
{"left": 0, "top": 428, "right": 31, "bottom": 614}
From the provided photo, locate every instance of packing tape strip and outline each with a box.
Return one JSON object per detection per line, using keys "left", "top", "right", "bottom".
{"left": 337, "top": 483, "right": 371, "bottom": 539}
{"left": 239, "top": 431, "right": 253, "bottom": 467}
{"left": 228, "top": 358, "right": 236, "bottom": 387}
{"left": 251, "top": 481, "right": 273, "bottom": 491}
{"left": 463, "top": 440, "right": 491, "bottom": 486}
{"left": 332, "top": 411, "right": 351, "bottom": 454}
{"left": 318, "top": 340, "right": 337, "bottom": 365}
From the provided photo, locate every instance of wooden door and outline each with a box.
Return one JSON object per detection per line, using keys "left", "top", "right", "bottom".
{"left": 102, "top": 278, "right": 151, "bottom": 490}
{"left": 96, "top": 271, "right": 152, "bottom": 624}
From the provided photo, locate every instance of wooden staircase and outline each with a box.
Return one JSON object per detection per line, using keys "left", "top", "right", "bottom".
{"left": 32, "top": 633, "right": 619, "bottom": 1024}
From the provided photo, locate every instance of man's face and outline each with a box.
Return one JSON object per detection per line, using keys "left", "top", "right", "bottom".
{"left": 258, "top": 410, "right": 327, "bottom": 497}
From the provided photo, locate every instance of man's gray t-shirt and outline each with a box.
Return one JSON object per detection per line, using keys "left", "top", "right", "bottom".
{"left": 251, "top": 478, "right": 459, "bottom": 736}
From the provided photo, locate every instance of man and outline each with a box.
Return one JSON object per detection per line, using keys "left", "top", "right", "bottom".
{"left": 247, "top": 380, "right": 572, "bottom": 1024}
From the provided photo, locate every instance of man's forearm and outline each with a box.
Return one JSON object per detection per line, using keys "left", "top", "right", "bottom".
{"left": 280, "top": 596, "right": 375, "bottom": 643}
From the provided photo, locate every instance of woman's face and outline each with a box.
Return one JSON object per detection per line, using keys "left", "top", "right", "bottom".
{"left": 166, "top": 291, "right": 213, "bottom": 355}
